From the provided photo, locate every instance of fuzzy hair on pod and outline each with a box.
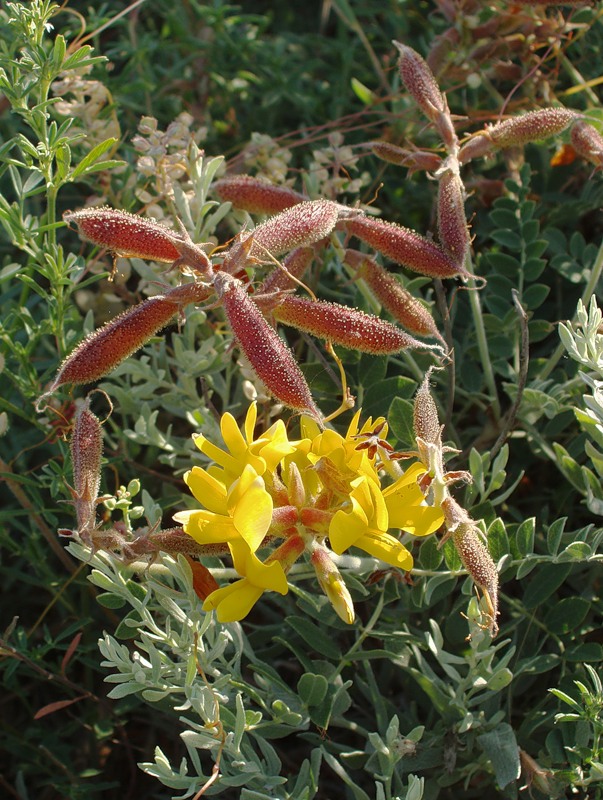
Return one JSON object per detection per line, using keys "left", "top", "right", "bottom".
{"left": 214, "top": 175, "right": 306, "bottom": 214}
{"left": 215, "top": 272, "right": 322, "bottom": 421}
{"left": 271, "top": 295, "right": 443, "bottom": 356}
{"left": 347, "top": 215, "right": 470, "bottom": 280}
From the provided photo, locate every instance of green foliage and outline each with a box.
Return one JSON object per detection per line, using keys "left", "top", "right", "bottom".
{"left": 1, "top": 2, "right": 603, "bottom": 800}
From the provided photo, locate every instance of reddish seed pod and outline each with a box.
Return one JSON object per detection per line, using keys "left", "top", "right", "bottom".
{"left": 259, "top": 246, "right": 314, "bottom": 294}
{"left": 394, "top": 41, "right": 447, "bottom": 121}
{"left": 437, "top": 167, "right": 470, "bottom": 267}
{"left": 371, "top": 142, "right": 443, "bottom": 174}
{"left": 394, "top": 41, "right": 456, "bottom": 150}
{"left": 458, "top": 133, "right": 494, "bottom": 165}
{"left": 570, "top": 120, "right": 603, "bottom": 168}
{"left": 70, "top": 397, "right": 103, "bottom": 533}
{"left": 64, "top": 207, "right": 211, "bottom": 274}
{"left": 345, "top": 250, "right": 444, "bottom": 344}
{"left": 249, "top": 199, "right": 340, "bottom": 259}
{"left": 272, "top": 295, "right": 441, "bottom": 355}
{"left": 44, "top": 282, "right": 211, "bottom": 396}
{"left": 413, "top": 372, "right": 442, "bottom": 446}
{"left": 442, "top": 497, "right": 499, "bottom": 637}
{"left": 214, "top": 175, "right": 306, "bottom": 214}
{"left": 487, "top": 108, "right": 576, "bottom": 148}
{"left": 215, "top": 272, "right": 321, "bottom": 420}
{"left": 346, "top": 215, "right": 469, "bottom": 280}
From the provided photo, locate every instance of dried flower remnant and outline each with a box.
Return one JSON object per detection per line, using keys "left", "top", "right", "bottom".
{"left": 570, "top": 120, "right": 603, "bottom": 168}
{"left": 214, "top": 272, "right": 321, "bottom": 420}
{"left": 41, "top": 282, "right": 211, "bottom": 399}
{"left": 346, "top": 216, "right": 470, "bottom": 280}
{"left": 345, "top": 250, "right": 445, "bottom": 345}
{"left": 214, "top": 175, "right": 306, "bottom": 214}
{"left": 436, "top": 165, "right": 470, "bottom": 267}
{"left": 271, "top": 295, "right": 443, "bottom": 356}
{"left": 63, "top": 207, "right": 211, "bottom": 276}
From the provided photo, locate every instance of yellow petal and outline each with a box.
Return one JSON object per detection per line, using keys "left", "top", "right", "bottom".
{"left": 329, "top": 497, "right": 368, "bottom": 554}
{"left": 400, "top": 505, "right": 444, "bottom": 537}
{"left": 385, "top": 484, "right": 430, "bottom": 528}
{"left": 232, "top": 478, "right": 273, "bottom": 551}
{"left": 243, "top": 402, "right": 258, "bottom": 443}
{"left": 184, "top": 467, "right": 228, "bottom": 514}
{"left": 383, "top": 461, "right": 426, "bottom": 494}
{"left": 195, "top": 435, "right": 239, "bottom": 474}
{"left": 221, "top": 411, "right": 248, "bottom": 459}
{"left": 355, "top": 530, "right": 413, "bottom": 570}
{"left": 203, "top": 580, "right": 264, "bottom": 622}
{"left": 177, "top": 510, "right": 238, "bottom": 544}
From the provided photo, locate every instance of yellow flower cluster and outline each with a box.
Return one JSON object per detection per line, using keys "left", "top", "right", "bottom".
{"left": 174, "top": 404, "right": 444, "bottom": 623}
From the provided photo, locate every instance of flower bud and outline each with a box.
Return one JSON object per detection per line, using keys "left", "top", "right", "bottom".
{"left": 272, "top": 295, "right": 442, "bottom": 356}
{"left": 64, "top": 207, "right": 211, "bottom": 274}
{"left": 249, "top": 199, "right": 340, "bottom": 258}
{"left": 570, "top": 120, "right": 603, "bottom": 168}
{"left": 310, "top": 545, "right": 355, "bottom": 624}
{"left": 70, "top": 397, "right": 103, "bottom": 534}
{"left": 346, "top": 216, "right": 470, "bottom": 280}
{"left": 345, "top": 250, "right": 444, "bottom": 344}
{"left": 214, "top": 175, "right": 306, "bottom": 214}
{"left": 487, "top": 108, "right": 576, "bottom": 148}
{"left": 437, "top": 166, "right": 470, "bottom": 266}
{"left": 214, "top": 272, "right": 322, "bottom": 420}
{"left": 43, "top": 282, "right": 210, "bottom": 397}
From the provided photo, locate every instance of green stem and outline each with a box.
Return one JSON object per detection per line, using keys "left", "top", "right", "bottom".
{"left": 465, "top": 253, "right": 501, "bottom": 421}
{"left": 539, "top": 237, "right": 603, "bottom": 381}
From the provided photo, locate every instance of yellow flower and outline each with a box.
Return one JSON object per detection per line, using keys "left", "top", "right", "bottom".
{"left": 177, "top": 403, "right": 445, "bottom": 624}
{"left": 174, "top": 463, "right": 273, "bottom": 552}
{"left": 383, "top": 461, "right": 444, "bottom": 536}
{"left": 203, "top": 542, "right": 289, "bottom": 623}
{"left": 329, "top": 474, "right": 413, "bottom": 571}
{"left": 194, "top": 402, "right": 296, "bottom": 486}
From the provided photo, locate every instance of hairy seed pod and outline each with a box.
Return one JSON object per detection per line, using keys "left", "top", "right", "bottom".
{"left": 437, "top": 167, "right": 470, "bottom": 266}
{"left": 487, "top": 108, "right": 576, "bottom": 148}
{"left": 215, "top": 272, "right": 321, "bottom": 420}
{"left": 214, "top": 175, "right": 306, "bottom": 214}
{"left": 570, "top": 120, "right": 603, "bottom": 168}
{"left": 44, "top": 282, "right": 211, "bottom": 396}
{"left": 70, "top": 397, "right": 103, "bottom": 533}
{"left": 346, "top": 216, "right": 469, "bottom": 280}
{"left": 458, "top": 133, "right": 494, "bottom": 165}
{"left": 271, "top": 295, "right": 441, "bottom": 355}
{"left": 64, "top": 207, "right": 211, "bottom": 274}
{"left": 393, "top": 41, "right": 456, "bottom": 150}
{"left": 371, "top": 142, "right": 443, "bottom": 173}
{"left": 394, "top": 41, "right": 447, "bottom": 121}
{"left": 259, "top": 247, "right": 314, "bottom": 294}
{"left": 413, "top": 372, "right": 441, "bottom": 446}
{"left": 443, "top": 497, "right": 499, "bottom": 637}
{"left": 346, "top": 251, "right": 444, "bottom": 344}
{"left": 249, "top": 199, "right": 340, "bottom": 258}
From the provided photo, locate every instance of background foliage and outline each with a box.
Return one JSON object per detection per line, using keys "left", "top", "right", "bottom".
{"left": 1, "top": 1, "right": 602, "bottom": 799}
